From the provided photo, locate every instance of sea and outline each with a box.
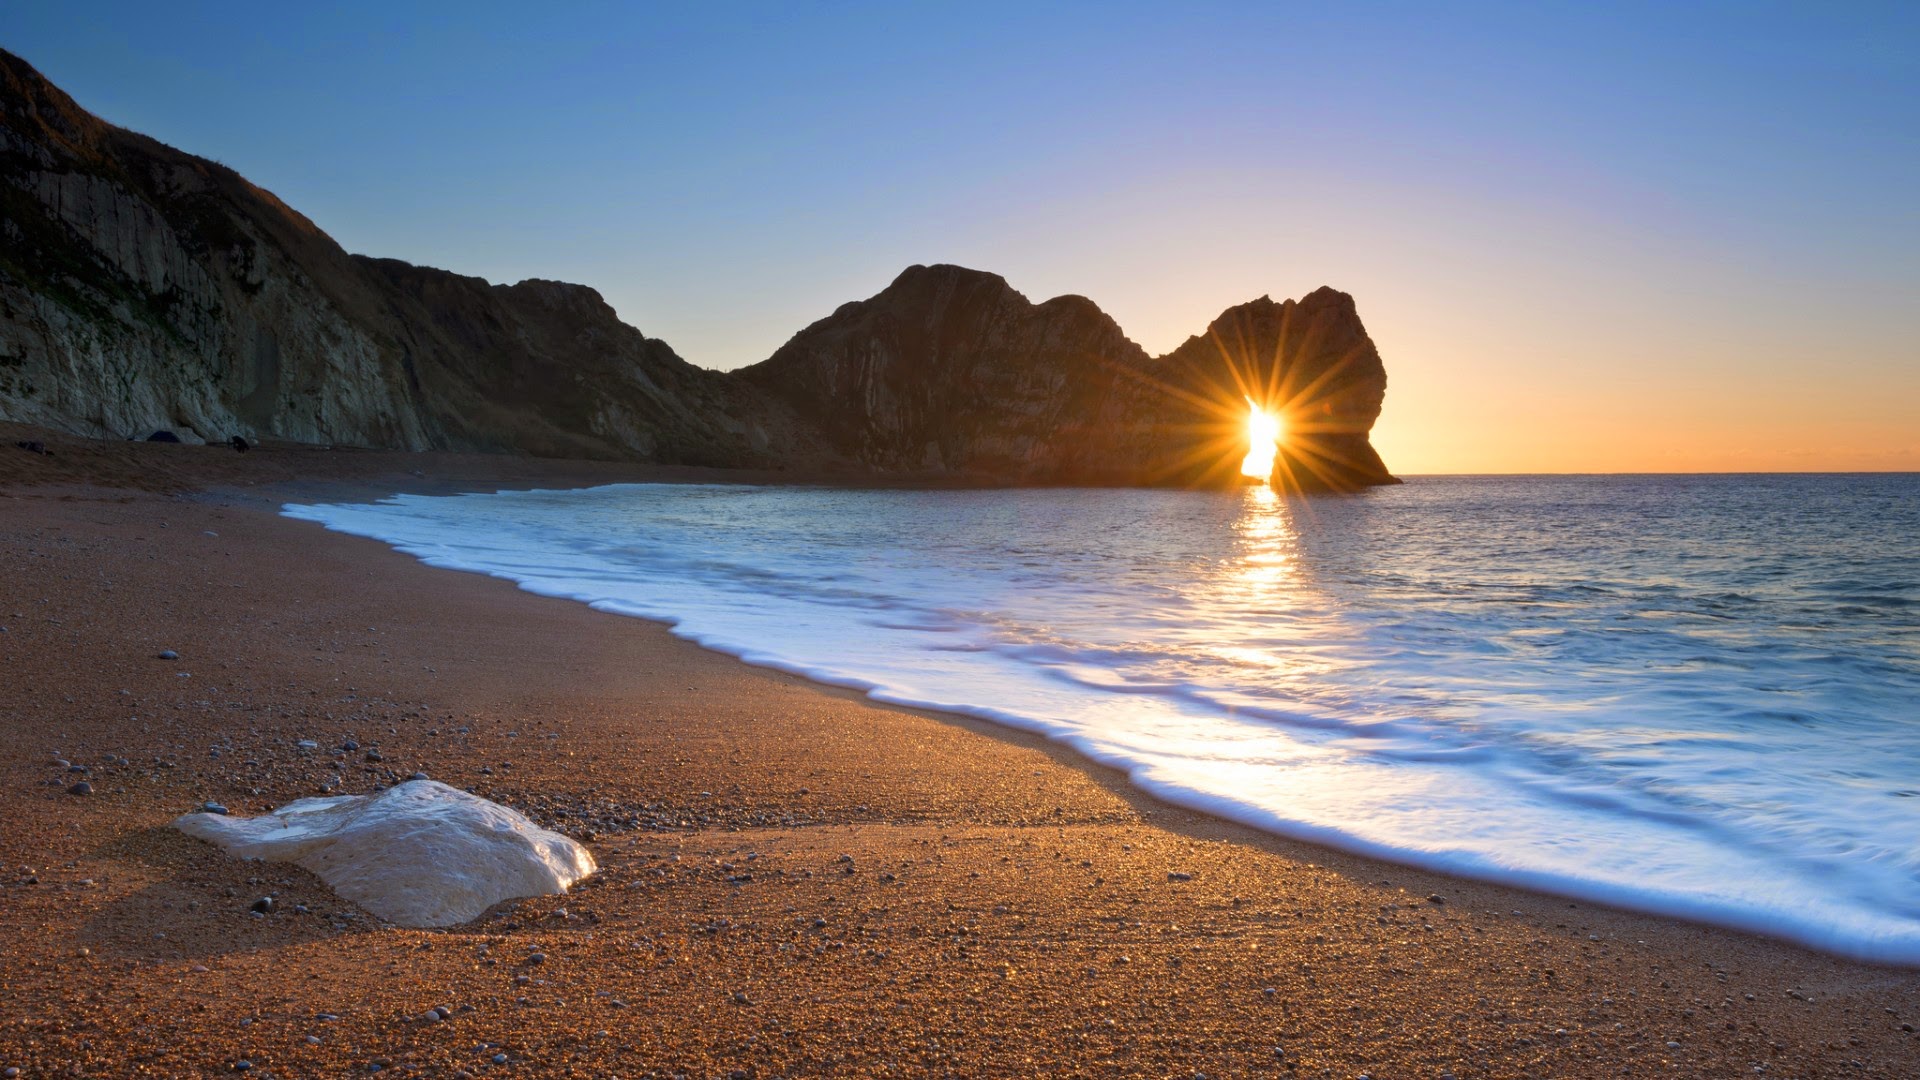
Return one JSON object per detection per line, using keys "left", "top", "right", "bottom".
{"left": 285, "top": 474, "right": 1920, "bottom": 964}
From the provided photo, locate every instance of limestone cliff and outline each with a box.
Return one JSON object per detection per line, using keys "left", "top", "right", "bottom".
{"left": 0, "top": 49, "right": 786, "bottom": 462}
{"left": 1151, "top": 288, "right": 1395, "bottom": 491}
{"left": 739, "top": 266, "right": 1395, "bottom": 489}
{"left": 0, "top": 49, "right": 1393, "bottom": 489}
{"left": 737, "top": 264, "right": 1166, "bottom": 483}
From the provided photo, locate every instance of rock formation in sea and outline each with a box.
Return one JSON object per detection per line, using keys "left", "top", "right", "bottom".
{"left": 0, "top": 48, "right": 1393, "bottom": 490}
{"left": 1152, "top": 290, "right": 1395, "bottom": 491}
{"left": 737, "top": 263, "right": 1168, "bottom": 483}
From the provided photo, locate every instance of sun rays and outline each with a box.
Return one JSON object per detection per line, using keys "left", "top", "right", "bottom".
{"left": 1092, "top": 302, "right": 1387, "bottom": 493}
{"left": 1241, "top": 397, "right": 1283, "bottom": 479}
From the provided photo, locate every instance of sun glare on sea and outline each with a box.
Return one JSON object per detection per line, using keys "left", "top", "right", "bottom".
{"left": 1240, "top": 398, "right": 1282, "bottom": 479}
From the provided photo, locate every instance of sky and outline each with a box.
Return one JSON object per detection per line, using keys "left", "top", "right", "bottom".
{"left": 4, "top": 2, "right": 1916, "bottom": 473}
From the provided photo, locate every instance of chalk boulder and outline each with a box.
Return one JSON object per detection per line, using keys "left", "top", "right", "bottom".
{"left": 173, "top": 779, "right": 596, "bottom": 928}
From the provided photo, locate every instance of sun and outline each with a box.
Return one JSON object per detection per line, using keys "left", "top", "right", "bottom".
{"left": 1241, "top": 397, "right": 1283, "bottom": 479}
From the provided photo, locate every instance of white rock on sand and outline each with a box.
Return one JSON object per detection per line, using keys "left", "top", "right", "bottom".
{"left": 173, "top": 779, "right": 596, "bottom": 927}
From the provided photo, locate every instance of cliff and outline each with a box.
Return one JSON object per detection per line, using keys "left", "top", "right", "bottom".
{"left": 1152, "top": 289, "right": 1394, "bottom": 491}
{"left": 0, "top": 49, "right": 1393, "bottom": 490}
{"left": 737, "top": 264, "right": 1166, "bottom": 483}
{"left": 0, "top": 49, "right": 790, "bottom": 464}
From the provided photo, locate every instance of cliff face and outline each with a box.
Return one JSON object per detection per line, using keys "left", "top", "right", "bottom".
{"left": 738, "top": 264, "right": 1167, "bottom": 482}
{"left": 739, "top": 267, "right": 1395, "bottom": 489}
{"left": 0, "top": 49, "right": 1393, "bottom": 489}
{"left": 1152, "top": 288, "right": 1394, "bottom": 490}
{"left": 350, "top": 260, "right": 793, "bottom": 466}
{"left": 0, "top": 52, "right": 422, "bottom": 449}
{"left": 0, "top": 49, "right": 786, "bottom": 463}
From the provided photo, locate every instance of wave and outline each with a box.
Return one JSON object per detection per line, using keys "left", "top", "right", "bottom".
{"left": 285, "top": 476, "right": 1920, "bottom": 966}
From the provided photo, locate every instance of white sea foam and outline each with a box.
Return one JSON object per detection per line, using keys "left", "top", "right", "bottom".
{"left": 285, "top": 476, "right": 1920, "bottom": 964}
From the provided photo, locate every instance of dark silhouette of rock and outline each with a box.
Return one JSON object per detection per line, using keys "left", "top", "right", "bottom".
{"left": 0, "top": 49, "right": 1394, "bottom": 489}
{"left": 14, "top": 439, "right": 47, "bottom": 454}
{"left": 1153, "top": 290, "right": 1395, "bottom": 492}
{"left": 228, "top": 435, "right": 250, "bottom": 452}
{"left": 738, "top": 264, "right": 1164, "bottom": 483}
{"left": 742, "top": 266, "right": 1395, "bottom": 490}
{"left": 146, "top": 430, "right": 181, "bottom": 443}
{"left": 0, "top": 49, "right": 793, "bottom": 467}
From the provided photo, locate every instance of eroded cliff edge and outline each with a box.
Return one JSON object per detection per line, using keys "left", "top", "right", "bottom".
{"left": 0, "top": 49, "right": 1393, "bottom": 490}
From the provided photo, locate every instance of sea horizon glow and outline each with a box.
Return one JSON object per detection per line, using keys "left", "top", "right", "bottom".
{"left": 4, "top": 3, "right": 1915, "bottom": 473}
{"left": 287, "top": 475, "right": 1920, "bottom": 964}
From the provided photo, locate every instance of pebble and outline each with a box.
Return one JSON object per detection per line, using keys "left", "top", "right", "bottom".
{"left": 68, "top": 781, "right": 93, "bottom": 796}
{"left": 234, "top": 1062, "right": 252, "bottom": 1072}
{"left": 158, "top": 650, "right": 179, "bottom": 660}
{"left": 527, "top": 952, "right": 547, "bottom": 965}
{"left": 204, "top": 802, "right": 230, "bottom": 815}
{"left": 411, "top": 772, "right": 429, "bottom": 781}
{"left": 4, "top": 1068, "right": 16, "bottom": 1077}
{"left": 251, "top": 897, "right": 274, "bottom": 914}
{"left": 1427, "top": 893, "right": 1447, "bottom": 904}
{"left": 296, "top": 740, "right": 318, "bottom": 750}
{"left": 492, "top": 1053, "right": 509, "bottom": 1065}
{"left": 52, "top": 757, "right": 70, "bottom": 768}
{"left": 305, "top": 1035, "right": 322, "bottom": 1045}
{"left": 1167, "top": 871, "right": 1193, "bottom": 882}
{"left": 342, "top": 740, "right": 359, "bottom": 751}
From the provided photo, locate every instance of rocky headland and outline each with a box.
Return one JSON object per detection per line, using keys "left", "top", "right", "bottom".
{"left": 0, "top": 49, "right": 1393, "bottom": 490}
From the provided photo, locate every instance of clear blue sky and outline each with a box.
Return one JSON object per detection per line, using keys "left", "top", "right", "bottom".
{"left": 4, "top": 2, "right": 1916, "bottom": 470}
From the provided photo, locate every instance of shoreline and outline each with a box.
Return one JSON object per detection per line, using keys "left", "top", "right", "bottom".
{"left": 2, "top": 433, "right": 1918, "bottom": 1076}
{"left": 288, "top": 483, "right": 1920, "bottom": 971}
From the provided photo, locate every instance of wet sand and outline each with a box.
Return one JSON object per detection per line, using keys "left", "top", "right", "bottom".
{"left": 1, "top": 426, "right": 1916, "bottom": 1078}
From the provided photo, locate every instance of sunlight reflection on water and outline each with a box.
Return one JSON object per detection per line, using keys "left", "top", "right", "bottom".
{"left": 288, "top": 474, "right": 1920, "bottom": 963}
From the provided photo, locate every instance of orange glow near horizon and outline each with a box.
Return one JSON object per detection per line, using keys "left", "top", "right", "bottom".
{"left": 1241, "top": 398, "right": 1282, "bottom": 479}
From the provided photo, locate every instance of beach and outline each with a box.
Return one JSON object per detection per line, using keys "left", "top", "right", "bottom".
{"left": 2, "top": 427, "right": 1916, "bottom": 1078}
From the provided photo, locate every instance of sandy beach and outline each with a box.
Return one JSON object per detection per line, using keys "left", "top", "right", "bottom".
{"left": 1, "top": 426, "right": 1916, "bottom": 1079}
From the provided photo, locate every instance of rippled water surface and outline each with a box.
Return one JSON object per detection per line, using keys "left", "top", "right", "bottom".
{"left": 287, "top": 475, "right": 1920, "bottom": 963}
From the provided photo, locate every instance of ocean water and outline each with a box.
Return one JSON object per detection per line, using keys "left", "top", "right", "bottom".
{"left": 285, "top": 475, "right": 1920, "bottom": 964}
